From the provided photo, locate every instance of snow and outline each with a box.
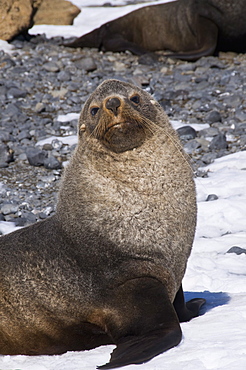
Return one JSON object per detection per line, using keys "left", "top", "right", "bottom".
{"left": 1, "top": 0, "right": 246, "bottom": 369}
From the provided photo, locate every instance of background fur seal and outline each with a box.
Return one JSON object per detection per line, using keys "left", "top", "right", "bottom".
{"left": 0, "top": 79, "right": 205, "bottom": 369}
{"left": 66, "top": 0, "right": 246, "bottom": 60}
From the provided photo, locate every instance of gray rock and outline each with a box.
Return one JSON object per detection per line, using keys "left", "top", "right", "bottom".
{"left": 43, "top": 62, "right": 60, "bottom": 73}
{"left": 7, "top": 87, "right": 27, "bottom": 99}
{"left": 1, "top": 202, "right": 19, "bottom": 215}
{"left": 26, "top": 147, "right": 48, "bottom": 166}
{"left": 206, "top": 194, "right": 218, "bottom": 201}
{"left": 73, "top": 57, "right": 97, "bottom": 72}
{"left": 209, "top": 134, "right": 228, "bottom": 150}
{"left": 183, "top": 140, "right": 201, "bottom": 154}
{"left": 0, "top": 144, "right": 14, "bottom": 167}
{"left": 205, "top": 111, "right": 222, "bottom": 123}
{"left": 43, "top": 156, "right": 62, "bottom": 170}
{"left": 227, "top": 246, "right": 246, "bottom": 255}
{"left": 177, "top": 126, "right": 197, "bottom": 140}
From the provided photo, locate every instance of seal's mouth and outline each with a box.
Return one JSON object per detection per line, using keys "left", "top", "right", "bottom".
{"left": 102, "top": 120, "right": 146, "bottom": 153}
{"left": 104, "top": 121, "right": 135, "bottom": 134}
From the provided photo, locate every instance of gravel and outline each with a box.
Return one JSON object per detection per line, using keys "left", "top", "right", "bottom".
{"left": 0, "top": 34, "right": 245, "bottom": 228}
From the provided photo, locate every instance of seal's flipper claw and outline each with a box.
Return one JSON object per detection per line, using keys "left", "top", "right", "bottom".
{"left": 97, "top": 326, "right": 182, "bottom": 369}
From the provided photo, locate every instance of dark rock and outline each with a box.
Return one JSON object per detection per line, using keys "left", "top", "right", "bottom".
{"left": 20, "top": 211, "right": 37, "bottom": 224}
{"left": 138, "top": 53, "right": 159, "bottom": 65}
{"left": 26, "top": 147, "right": 48, "bottom": 166}
{"left": 206, "top": 194, "right": 218, "bottom": 201}
{"left": 9, "top": 217, "right": 28, "bottom": 227}
{"left": 227, "top": 246, "right": 246, "bottom": 255}
{"left": 7, "top": 87, "right": 27, "bottom": 99}
{"left": 43, "top": 156, "right": 62, "bottom": 170}
{"left": 209, "top": 133, "right": 228, "bottom": 150}
{"left": 206, "top": 111, "right": 222, "bottom": 123}
{"left": 0, "top": 144, "right": 14, "bottom": 167}
{"left": 183, "top": 140, "right": 201, "bottom": 154}
{"left": 177, "top": 126, "right": 197, "bottom": 140}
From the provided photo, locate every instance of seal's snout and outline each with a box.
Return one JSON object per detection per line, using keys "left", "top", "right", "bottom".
{"left": 105, "top": 97, "right": 121, "bottom": 116}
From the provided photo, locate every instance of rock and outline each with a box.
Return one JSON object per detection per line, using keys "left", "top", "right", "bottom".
{"left": 183, "top": 140, "right": 201, "bottom": 154}
{"left": 206, "top": 194, "right": 218, "bottom": 201}
{"left": 73, "top": 57, "right": 97, "bottom": 72}
{"left": 26, "top": 147, "right": 47, "bottom": 166}
{"left": 0, "top": 144, "right": 14, "bottom": 167}
{"left": 43, "top": 156, "right": 62, "bottom": 170}
{"left": 1, "top": 202, "right": 19, "bottom": 215}
{"left": 177, "top": 126, "right": 197, "bottom": 140}
{"left": 34, "top": 0, "right": 80, "bottom": 25}
{"left": 209, "top": 133, "right": 228, "bottom": 150}
{"left": 43, "top": 62, "right": 60, "bottom": 72}
{"left": 138, "top": 53, "right": 159, "bottom": 66}
{"left": 227, "top": 246, "right": 246, "bottom": 255}
{"left": 0, "top": 0, "right": 42, "bottom": 41}
{"left": 7, "top": 87, "right": 27, "bottom": 99}
{"left": 205, "top": 110, "right": 222, "bottom": 123}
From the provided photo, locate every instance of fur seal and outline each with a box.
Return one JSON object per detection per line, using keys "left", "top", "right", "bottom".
{"left": 0, "top": 79, "right": 205, "bottom": 369}
{"left": 66, "top": 0, "right": 246, "bottom": 60}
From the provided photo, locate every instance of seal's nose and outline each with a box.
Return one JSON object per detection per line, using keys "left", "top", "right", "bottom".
{"left": 106, "top": 97, "right": 121, "bottom": 116}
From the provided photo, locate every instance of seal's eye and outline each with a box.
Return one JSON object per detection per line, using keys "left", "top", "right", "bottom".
{"left": 130, "top": 95, "right": 140, "bottom": 105}
{"left": 90, "top": 107, "right": 99, "bottom": 116}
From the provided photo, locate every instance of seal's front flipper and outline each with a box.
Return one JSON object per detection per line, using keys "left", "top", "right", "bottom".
{"left": 173, "top": 284, "right": 206, "bottom": 322}
{"left": 97, "top": 277, "right": 182, "bottom": 369}
{"left": 97, "top": 325, "right": 181, "bottom": 369}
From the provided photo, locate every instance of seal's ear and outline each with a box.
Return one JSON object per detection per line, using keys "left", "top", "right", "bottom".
{"left": 79, "top": 123, "right": 86, "bottom": 137}
{"left": 80, "top": 123, "right": 86, "bottom": 132}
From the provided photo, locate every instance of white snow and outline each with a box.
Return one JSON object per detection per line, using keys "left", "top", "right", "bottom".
{"left": 1, "top": 0, "right": 246, "bottom": 369}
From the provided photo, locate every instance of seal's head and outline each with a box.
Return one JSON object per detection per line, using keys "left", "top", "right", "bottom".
{"left": 79, "top": 79, "right": 163, "bottom": 153}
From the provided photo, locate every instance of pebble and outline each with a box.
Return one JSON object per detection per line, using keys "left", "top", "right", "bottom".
{"left": 209, "top": 133, "right": 228, "bottom": 150}
{"left": 206, "top": 194, "right": 219, "bottom": 201}
{"left": 177, "top": 126, "right": 197, "bottom": 140}
{"left": 0, "top": 33, "right": 245, "bottom": 226}
{"left": 227, "top": 246, "right": 246, "bottom": 255}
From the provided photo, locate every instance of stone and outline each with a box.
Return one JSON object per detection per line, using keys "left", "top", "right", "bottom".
{"left": 0, "top": 0, "right": 42, "bottom": 41}
{"left": 34, "top": 0, "right": 80, "bottom": 25}
{"left": 43, "top": 156, "right": 62, "bottom": 170}
{"left": 26, "top": 147, "right": 47, "bottom": 166}
{"left": 206, "top": 194, "right": 218, "bottom": 201}
{"left": 73, "top": 57, "right": 97, "bottom": 72}
{"left": 0, "top": 144, "right": 14, "bottom": 167}
{"left": 1, "top": 202, "right": 19, "bottom": 215}
{"left": 209, "top": 133, "right": 228, "bottom": 150}
{"left": 177, "top": 126, "right": 197, "bottom": 140}
{"left": 205, "top": 110, "right": 222, "bottom": 123}
{"left": 227, "top": 246, "right": 246, "bottom": 255}
{"left": 7, "top": 87, "right": 27, "bottom": 99}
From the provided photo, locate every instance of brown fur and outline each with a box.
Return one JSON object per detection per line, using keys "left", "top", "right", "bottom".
{"left": 66, "top": 0, "right": 246, "bottom": 60}
{"left": 0, "top": 79, "right": 205, "bottom": 368}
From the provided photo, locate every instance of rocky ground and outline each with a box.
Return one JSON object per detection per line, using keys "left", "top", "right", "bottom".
{"left": 0, "top": 34, "right": 246, "bottom": 229}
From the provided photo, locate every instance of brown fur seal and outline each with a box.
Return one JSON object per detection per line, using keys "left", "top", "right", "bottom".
{"left": 66, "top": 0, "right": 246, "bottom": 60}
{"left": 0, "top": 79, "right": 205, "bottom": 369}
